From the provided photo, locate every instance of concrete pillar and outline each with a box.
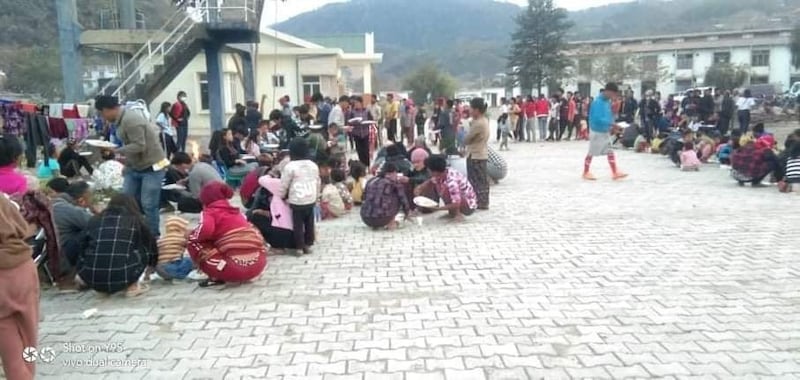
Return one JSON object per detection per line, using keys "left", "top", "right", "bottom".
{"left": 205, "top": 42, "right": 225, "bottom": 131}
{"left": 55, "top": 0, "right": 84, "bottom": 102}
{"left": 117, "top": 0, "right": 137, "bottom": 29}
{"left": 362, "top": 63, "right": 373, "bottom": 95}
{"left": 239, "top": 51, "right": 255, "bottom": 101}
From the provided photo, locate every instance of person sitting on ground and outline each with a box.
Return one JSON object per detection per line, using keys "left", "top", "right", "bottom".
{"left": 242, "top": 129, "right": 261, "bottom": 157}
{"left": 620, "top": 124, "right": 640, "bottom": 148}
{"left": 92, "top": 150, "right": 124, "bottom": 191}
{"left": 348, "top": 161, "right": 367, "bottom": 205}
{"left": 326, "top": 123, "right": 348, "bottom": 168}
{"left": 277, "top": 138, "right": 320, "bottom": 256}
{"left": 0, "top": 194, "right": 39, "bottom": 380}
{"left": 45, "top": 177, "right": 70, "bottom": 197}
{"left": 680, "top": 141, "right": 701, "bottom": 171}
{"left": 232, "top": 128, "right": 248, "bottom": 155}
{"left": 77, "top": 194, "right": 156, "bottom": 296}
{"left": 249, "top": 176, "right": 296, "bottom": 253}
{"left": 58, "top": 139, "right": 94, "bottom": 178}
{"left": 160, "top": 152, "right": 216, "bottom": 213}
{"left": 155, "top": 216, "right": 194, "bottom": 280}
{"left": 0, "top": 134, "right": 28, "bottom": 195}
{"left": 414, "top": 155, "right": 477, "bottom": 222}
{"left": 240, "top": 154, "right": 273, "bottom": 209}
{"left": 407, "top": 136, "right": 433, "bottom": 160}
{"left": 36, "top": 143, "right": 61, "bottom": 180}
{"left": 717, "top": 136, "right": 733, "bottom": 166}
{"left": 188, "top": 181, "right": 267, "bottom": 287}
{"left": 209, "top": 129, "right": 256, "bottom": 179}
{"left": 731, "top": 134, "right": 780, "bottom": 187}
{"left": 408, "top": 149, "right": 439, "bottom": 212}
{"left": 696, "top": 131, "right": 717, "bottom": 163}
{"left": 307, "top": 124, "right": 328, "bottom": 161}
{"left": 633, "top": 134, "right": 649, "bottom": 153}
{"left": 377, "top": 143, "right": 413, "bottom": 176}
{"left": 52, "top": 181, "right": 95, "bottom": 282}
{"left": 320, "top": 169, "right": 352, "bottom": 220}
{"left": 777, "top": 130, "right": 800, "bottom": 192}
{"left": 360, "top": 162, "right": 411, "bottom": 230}
{"left": 498, "top": 114, "right": 511, "bottom": 151}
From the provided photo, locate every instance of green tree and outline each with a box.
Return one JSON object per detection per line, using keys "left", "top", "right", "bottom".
{"left": 2, "top": 46, "right": 64, "bottom": 99}
{"left": 704, "top": 62, "right": 748, "bottom": 90}
{"left": 507, "top": 0, "right": 573, "bottom": 95}
{"left": 791, "top": 24, "right": 800, "bottom": 69}
{"left": 402, "top": 63, "right": 457, "bottom": 105}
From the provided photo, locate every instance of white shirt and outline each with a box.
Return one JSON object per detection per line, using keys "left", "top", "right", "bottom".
{"left": 736, "top": 97, "right": 755, "bottom": 111}
{"left": 500, "top": 104, "right": 509, "bottom": 114}
{"left": 328, "top": 105, "right": 345, "bottom": 127}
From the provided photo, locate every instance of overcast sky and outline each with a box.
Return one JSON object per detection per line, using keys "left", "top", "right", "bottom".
{"left": 264, "top": 0, "right": 634, "bottom": 25}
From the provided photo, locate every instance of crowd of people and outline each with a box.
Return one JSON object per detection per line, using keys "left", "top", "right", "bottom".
{"left": 0, "top": 89, "right": 497, "bottom": 378}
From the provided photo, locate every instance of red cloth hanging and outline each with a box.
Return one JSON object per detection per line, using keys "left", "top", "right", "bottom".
{"left": 62, "top": 104, "right": 79, "bottom": 119}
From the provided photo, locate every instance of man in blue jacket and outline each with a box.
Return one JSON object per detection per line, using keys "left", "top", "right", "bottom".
{"left": 583, "top": 83, "right": 628, "bottom": 181}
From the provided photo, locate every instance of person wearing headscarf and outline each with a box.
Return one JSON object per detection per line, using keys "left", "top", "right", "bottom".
{"left": 188, "top": 181, "right": 267, "bottom": 287}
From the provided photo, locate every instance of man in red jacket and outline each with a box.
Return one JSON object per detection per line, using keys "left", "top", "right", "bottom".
{"left": 523, "top": 95, "right": 537, "bottom": 142}
{"left": 534, "top": 94, "right": 550, "bottom": 143}
{"left": 170, "top": 91, "right": 191, "bottom": 152}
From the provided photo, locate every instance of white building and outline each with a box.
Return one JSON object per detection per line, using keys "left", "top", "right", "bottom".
{"left": 563, "top": 28, "right": 799, "bottom": 97}
{"left": 149, "top": 28, "right": 382, "bottom": 136}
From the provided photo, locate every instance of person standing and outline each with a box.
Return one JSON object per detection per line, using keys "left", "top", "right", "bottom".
{"left": 386, "top": 94, "right": 400, "bottom": 143}
{"left": 736, "top": 89, "right": 755, "bottom": 134}
{"left": 328, "top": 96, "right": 348, "bottom": 131}
{"left": 280, "top": 95, "right": 293, "bottom": 119}
{"left": 95, "top": 95, "right": 167, "bottom": 236}
{"left": 496, "top": 97, "right": 508, "bottom": 142}
{"left": 347, "top": 96, "right": 373, "bottom": 166}
{"left": 403, "top": 99, "right": 417, "bottom": 146}
{"left": 368, "top": 94, "right": 383, "bottom": 147}
{"left": 0, "top": 194, "right": 39, "bottom": 380}
{"left": 169, "top": 91, "right": 190, "bottom": 152}
{"left": 463, "top": 98, "right": 491, "bottom": 210}
{"left": 524, "top": 95, "right": 536, "bottom": 142}
{"left": 508, "top": 98, "right": 521, "bottom": 142}
{"left": 719, "top": 90, "right": 734, "bottom": 136}
{"left": 566, "top": 92, "right": 577, "bottom": 140}
{"left": 583, "top": 83, "right": 628, "bottom": 181}
{"left": 277, "top": 138, "right": 320, "bottom": 256}
{"left": 534, "top": 94, "right": 549, "bottom": 142}
{"left": 437, "top": 100, "right": 456, "bottom": 155}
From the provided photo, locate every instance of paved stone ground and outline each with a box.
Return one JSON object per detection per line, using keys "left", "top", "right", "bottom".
{"left": 32, "top": 140, "right": 800, "bottom": 380}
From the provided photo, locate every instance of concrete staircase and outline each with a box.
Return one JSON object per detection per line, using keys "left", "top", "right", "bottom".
{"left": 98, "top": 0, "right": 263, "bottom": 104}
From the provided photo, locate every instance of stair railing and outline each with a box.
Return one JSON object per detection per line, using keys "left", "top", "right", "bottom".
{"left": 104, "top": 0, "right": 210, "bottom": 99}
{"left": 99, "top": 4, "right": 195, "bottom": 96}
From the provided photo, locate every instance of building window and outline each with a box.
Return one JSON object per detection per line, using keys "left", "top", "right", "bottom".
{"left": 302, "top": 76, "right": 321, "bottom": 100}
{"left": 272, "top": 75, "right": 285, "bottom": 88}
{"left": 198, "top": 73, "right": 209, "bottom": 111}
{"left": 225, "top": 73, "right": 243, "bottom": 112}
{"left": 751, "top": 50, "right": 770, "bottom": 67}
{"left": 641, "top": 56, "right": 658, "bottom": 73}
{"left": 713, "top": 52, "right": 731, "bottom": 64}
{"left": 577, "top": 82, "right": 591, "bottom": 97}
{"left": 750, "top": 75, "right": 769, "bottom": 85}
{"left": 676, "top": 53, "right": 693, "bottom": 70}
{"left": 198, "top": 72, "right": 242, "bottom": 112}
{"left": 578, "top": 59, "right": 592, "bottom": 76}
{"left": 675, "top": 79, "right": 693, "bottom": 92}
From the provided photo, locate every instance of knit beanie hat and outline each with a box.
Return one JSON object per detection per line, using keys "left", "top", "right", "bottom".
{"left": 199, "top": 181, "right": 234, "bottom": 206}
{"left": 411, "top": 149, "right": 429, "bottom": 164}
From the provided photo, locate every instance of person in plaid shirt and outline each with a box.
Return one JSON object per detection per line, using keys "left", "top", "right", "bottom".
{"left": 414, "top": 155, "right": 477, "bottom": 223}
{"left": 731, "top": 136, "right": 779, "bottom": 186}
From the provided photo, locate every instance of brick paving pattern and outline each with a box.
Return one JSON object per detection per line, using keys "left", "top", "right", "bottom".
{"left": 33, "top": 142, "right": 800, "bottom": 379}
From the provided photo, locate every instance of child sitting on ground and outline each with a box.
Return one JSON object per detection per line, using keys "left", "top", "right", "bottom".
{"left": 155, "top": 216, "right": 194, "bottom": 280}
{"left": 633, "top": 134, "right": 649, "bottom": 153}
{"left": 717, "top": 136, "right": 732, "bottom": 166}
{"left": 36, "top": 143, "right": 61, "bottom": 180}
{"left": 332, "top": 168, "right": 353, "bottom": 211}
{"left": 92, "top": 150, "right": 125, "bottom": 190}
{"left": 327, "top": 123, "right": 348, "bottom": 168}
{"left": 348, "top": 161, "right": 367, "bottom": 205}
{"left": 45, "top": 177, "right": 70, "bottom": 197}
{"left": 696, "top": 131, "right": 716, "bottom": 163}
{"left": 680, "top": 141, "right": 701, "bottom": 171}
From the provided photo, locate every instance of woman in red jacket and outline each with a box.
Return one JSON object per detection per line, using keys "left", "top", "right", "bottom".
{"left": 188, "top": 181, "right": 267, "bottom": 287}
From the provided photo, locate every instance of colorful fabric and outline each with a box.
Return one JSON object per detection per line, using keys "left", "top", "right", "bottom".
{"left": 0, "top": 164, "right": 28, "bottom": 196}
{"left": 431, "top": 168, "right": 477, "bottom": 211}
{"left": 731, "top": 144, "right": 769, "bottom": 179}
{"left": 360, "top": 176, "right": 410, "bottom": 223}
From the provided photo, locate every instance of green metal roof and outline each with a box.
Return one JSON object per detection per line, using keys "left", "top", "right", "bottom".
{"left": 302, "top": 35, "right": 366, "bottom": 54}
